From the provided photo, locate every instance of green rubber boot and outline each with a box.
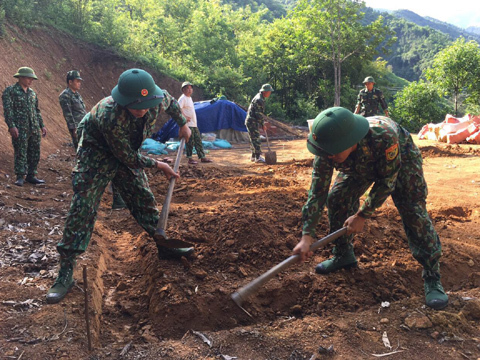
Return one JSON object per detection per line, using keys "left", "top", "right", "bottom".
{"left": 112, "top": 193, "right": 127, "bottom": 210}
{"left": 423, "top": 270, "right": 448, "bottom": 310}
{"left": 315, "top": 246, "right": 357, "bottom": 274}
{"left": 156, "top": 245, "right": 195, "bottom": 260}
{"left": 46, "top": 257, "right": 76, "bottom": 304}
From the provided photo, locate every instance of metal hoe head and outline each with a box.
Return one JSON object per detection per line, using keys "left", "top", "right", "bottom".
{"left": 153, "top": 228, "right": 194, "bottom": 249}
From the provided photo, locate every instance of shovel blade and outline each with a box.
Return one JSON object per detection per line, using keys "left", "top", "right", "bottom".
{"left": 153, "top": 228, "right": 194, "bottom": 248}
{"left": 265, "top": 151, "right": 277, "bottom": 165}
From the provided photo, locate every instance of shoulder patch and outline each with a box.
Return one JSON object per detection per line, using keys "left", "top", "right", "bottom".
{"left": 385, "top": 143, "right": 399, "bottom": 161}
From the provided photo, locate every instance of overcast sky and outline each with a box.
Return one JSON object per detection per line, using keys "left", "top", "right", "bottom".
{"left": 364, "top": 0, "right": 480, "bottom": 28}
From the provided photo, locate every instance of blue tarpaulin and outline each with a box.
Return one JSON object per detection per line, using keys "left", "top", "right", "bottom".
{"left": 153, "top": 99, "right": 247, "bottom": 143}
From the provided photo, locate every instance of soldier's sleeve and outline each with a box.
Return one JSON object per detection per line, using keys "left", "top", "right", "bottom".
{"left": 2, "top": 87, "right": 16, "bottom": 129}
{"left": 301, "top": 155, "right": 334, "bottom": 237}
{"left": 35, "top": 94, "right": 44, "bottom": 129}
{"left": 378, "top": 90, "right": 388, "bottom": 110}
{"left": 59, "top": 93, "right": 76, "bottom": 129}
{"left": 356, "top": 91, "right": 362, "bottom": 106}
{"left": 358, "top": 135, "right": 401, "bottom": 217}
{"left": 102, "top": 109, "right": 157, "bottom": 169}
{"left": 163, "top": 91, "right": 187, "bottom": 127}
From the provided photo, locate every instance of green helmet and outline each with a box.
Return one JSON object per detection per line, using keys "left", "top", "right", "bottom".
{"left": 307, "top": 107, "right": 369, "bottom": 155}
{"left": 363, "top": 76, "right": 375, "bottom": 84}
{"left": 260, "top": 83, "right": 274, "bottom": 92}
{"left": 181, "top": 81, "right": 193, "bottom": 90}
{"left": 111, "top": 69, "right": 164, "bottom": 110}
{"left": 66, "top": 70, "right": 83, "bottom": 83}
{"left": 14, "top": 67, "right": 38, "bottom": 80}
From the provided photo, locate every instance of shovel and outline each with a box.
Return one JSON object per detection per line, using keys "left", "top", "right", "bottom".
{"left": 153, "top": 138, "right": 194, "bottom": 248}
{"left": 231, "top": 227, "right": 347, "bottom": 309}
{"left": 264, "top": 127, "right": 277, "bottom": 165}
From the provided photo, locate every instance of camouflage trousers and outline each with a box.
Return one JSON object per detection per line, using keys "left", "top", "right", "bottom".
{"left": 12, "top": 129, "right": 41, "bottom": 176}
{"left": 69, "top": 128, "right": 79, "bottom": 150}
{"left": 186, "top": 127, "right": 205, "bottom": 159}
{"left": 326, "top": 156, "right": 442, "bottom": 273}
{"left": 57, "top": 164, "right": 159, "bottom": 259}
{"left": 246, "top": 118, "right": 262, "bottom": 158}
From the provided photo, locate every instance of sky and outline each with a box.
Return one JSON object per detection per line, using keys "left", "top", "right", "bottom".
{"left": 364, "top": 0, "right": 480, "bottom": 28}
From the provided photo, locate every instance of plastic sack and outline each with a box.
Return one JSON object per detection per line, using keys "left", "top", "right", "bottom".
{"left": 213, "top": 139, "right": 232, "bottom": 149}
{"left": 202, "top": 133, "right": 217, "bottom": 142}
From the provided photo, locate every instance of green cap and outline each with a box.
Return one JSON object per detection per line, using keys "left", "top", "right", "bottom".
{"left": 181, "top": 81, "right": 193, "bottom": 90}
{"left": 260, "top": 84, "right": 274, "bottom": 92}
{"left": 307, "top": 107, "right": 369, "bottom": 155}
{"left": 14, "top": 67, "right": 38, "bottom": 80}
{"left": 67, "top": 70, "right": 83, "bottom": 82}
{"left": 111, "top": 69, "right": 164, "bottom": 110}
{"left": 363, "top": 76, "right": 375, "bottom": 84}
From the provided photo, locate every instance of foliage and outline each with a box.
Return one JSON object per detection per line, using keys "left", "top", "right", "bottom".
{"left": 391, "top": 80, "right": 453, "bottom": 132}
{"left": 424, "top": 38, "right": 480, "bottom": 116}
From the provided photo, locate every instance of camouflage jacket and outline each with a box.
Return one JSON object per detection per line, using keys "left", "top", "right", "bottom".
{"left": 356, "top": 88, "right": 388, "bottom": 117}
{"left": 2, "top": 83, "right": 44, "bottom": 131}
{"left": 59, "top": 87, "right": 87, "bottom": 129}
{"left": 245, "top": 92, "right": 266, "bottom": 126}
{"left": 75, "top": 90, "right": 187, "bottom": 173}
{"left": 302, "top": 116, "right": 420, "bottom": 237}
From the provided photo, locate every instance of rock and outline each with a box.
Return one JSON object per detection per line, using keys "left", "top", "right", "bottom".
{"left": 430, "top": 331, "right": 440, "bottom": 340}
{"left": 116, "top": 281, "right": 128, "bottom": 291}
{"left": 404, "top": 314, "right": 433, "bottom": 329}
{"left": 225, "top": 240, "right": 235, "bottom": 246}
{"left": 462, "top": 300, "right": 480, "bottom": 320}
{"left": 380, "top": 318, "right": 389, "bottom": 324}
{"left": 468, "top": 259, "right": 475, "bottom": 267}
{"left": 290, "top": 304, "right": 302, "bottom": 315}
{"left": 192, "top": 269, "right": 208, "bottom": 280}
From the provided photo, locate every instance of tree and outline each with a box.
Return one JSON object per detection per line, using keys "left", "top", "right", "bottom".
{"left": 425, "top": 37, "right": 480, "bottom": 116}
{"left": 391, "top": 80, "right": 453, "bottom": 132}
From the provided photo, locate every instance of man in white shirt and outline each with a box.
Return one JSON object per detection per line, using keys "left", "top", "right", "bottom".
{"left": 178, "top": 82, "right": 213, "bottom": 164}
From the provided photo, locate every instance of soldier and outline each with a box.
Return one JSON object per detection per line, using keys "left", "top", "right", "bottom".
{"left": 178, "top": 81, "right": 213, "bottom": 164}
{"left": 245, "top": 84, "right": 274, "bottom": 163}
{"left": 354, "top": 76, "right": 389, "bottom": 117}
{"left": 46, "top": 69, "right": 193, "bottom": 304}
{"left": 2, "top": 67, "right": 47, "bottom": 186}
{"left": 59, "top": 70, "right": 126, "bottom": 209}
{"left": 293, "top": 107, "right": 448, "bottom": 310}
{"left": 59, "top": 70, "right": 85, "bottom": 149}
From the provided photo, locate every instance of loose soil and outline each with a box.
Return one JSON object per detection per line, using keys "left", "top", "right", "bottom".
{"left": 1, "top": 23, "right": 480, "bottom": 360}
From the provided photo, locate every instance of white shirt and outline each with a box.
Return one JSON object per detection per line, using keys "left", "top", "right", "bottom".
{"left": 178, "top": 94, "right": 197, "bottom": 127}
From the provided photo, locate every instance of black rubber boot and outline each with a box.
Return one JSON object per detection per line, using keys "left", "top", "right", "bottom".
{"left": 14, "top": 175, "right": 24, "bottom": 187}
{"left": 156, "top": 245, "right": 195, "bottom": 260}
{"left": 25, "top": 175, "right": 45, "bottom": 184}
{"left": 315, "top": 246, "right": 357, "bottom": 274}
{"left": 46, "top": 257, "right": 76, "bottom": 304}
{"left": 112, "top": 193, "right": 127, "bottom": 210}
{"left": 423, "top": 270, "right": 448, "bottom": 310}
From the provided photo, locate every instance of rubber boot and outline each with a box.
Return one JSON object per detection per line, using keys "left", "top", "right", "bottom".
{"left": 25, "top": 175, "right": 45, "bottom": 184}
{"left": 315, "top": 246, "right": 357, "bottom": 274}
{"left": 112, "top": 192, "right": 127, "bottom": 210}
{"left": 156, "top": 244, "right": 195, "bottom": 260}
{"left": 46, "top": 257, "right": 76, "bottom": 304}
{"left": 14, "top": 175, "right": 24, "bottom": 187}
{"left": 423, "top": 270, "right": 448, "bottom": 310}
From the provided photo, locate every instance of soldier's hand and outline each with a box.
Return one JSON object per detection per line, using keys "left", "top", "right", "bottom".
{"left": 42, "top": 127, "right": 47, "bottom": 137}
{"left": 344, "top": 214, "right": 365, "bottom": 235}
{"left": 9, "top": 127, "right": 19, "bottom": 139}
{"left": 156, "top": 160, "right": 180, "bottom": 181}
{"left": 293, "top": 235, "right": 314, "bottom": 262}
{"left": 178, "top": 124, "right": 191, "bottom": 142}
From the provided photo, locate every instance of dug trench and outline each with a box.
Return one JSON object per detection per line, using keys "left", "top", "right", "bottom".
{"left": 2, "top": 139, "right": 480, "bottom": 359}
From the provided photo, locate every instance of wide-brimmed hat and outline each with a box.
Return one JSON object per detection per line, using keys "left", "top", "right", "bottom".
{"left": 260, "top": 83, "right": 274, "bottom": 92}
{"left": 14, "top": 67, "right": 38, "bottom": 80}
{"left": 111, "top": 69, "right": 164, "bottom": 110}
{"left": 307, "top": 107, "right": 369, "bottom": 155}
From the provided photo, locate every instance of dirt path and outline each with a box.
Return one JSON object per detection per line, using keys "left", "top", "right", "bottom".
{"left": 1, "top": 138, "right": 480, "bottom": 359}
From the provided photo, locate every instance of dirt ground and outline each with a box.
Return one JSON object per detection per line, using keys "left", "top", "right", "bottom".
{"left": 1, "top": 135, "right": 480, "bottom": 360}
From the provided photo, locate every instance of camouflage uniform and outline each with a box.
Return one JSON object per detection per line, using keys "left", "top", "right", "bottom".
{"left": 57, "top": 91, "right": 187, "bottom": 259}
{"left": 245, "top": 92, "right": 266, "bottom": 158}
{"left": 302, "top": 116, "right": 442, "bottom": 273}
{"left": 2, "top": 83, "right": 44, "bottom": 177}
{"left": 186, "top": 127, "right": 206, "bottom": 159}
{"left": 59, "top": 87, "right": 87, "bottom": 149}
{"left": 356, "top": 88, "right": 388, "bottom": 117}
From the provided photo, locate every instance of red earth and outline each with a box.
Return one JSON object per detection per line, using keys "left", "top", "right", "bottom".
{"left": 1, "top": 23, "right": 480, "bottom": 360}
